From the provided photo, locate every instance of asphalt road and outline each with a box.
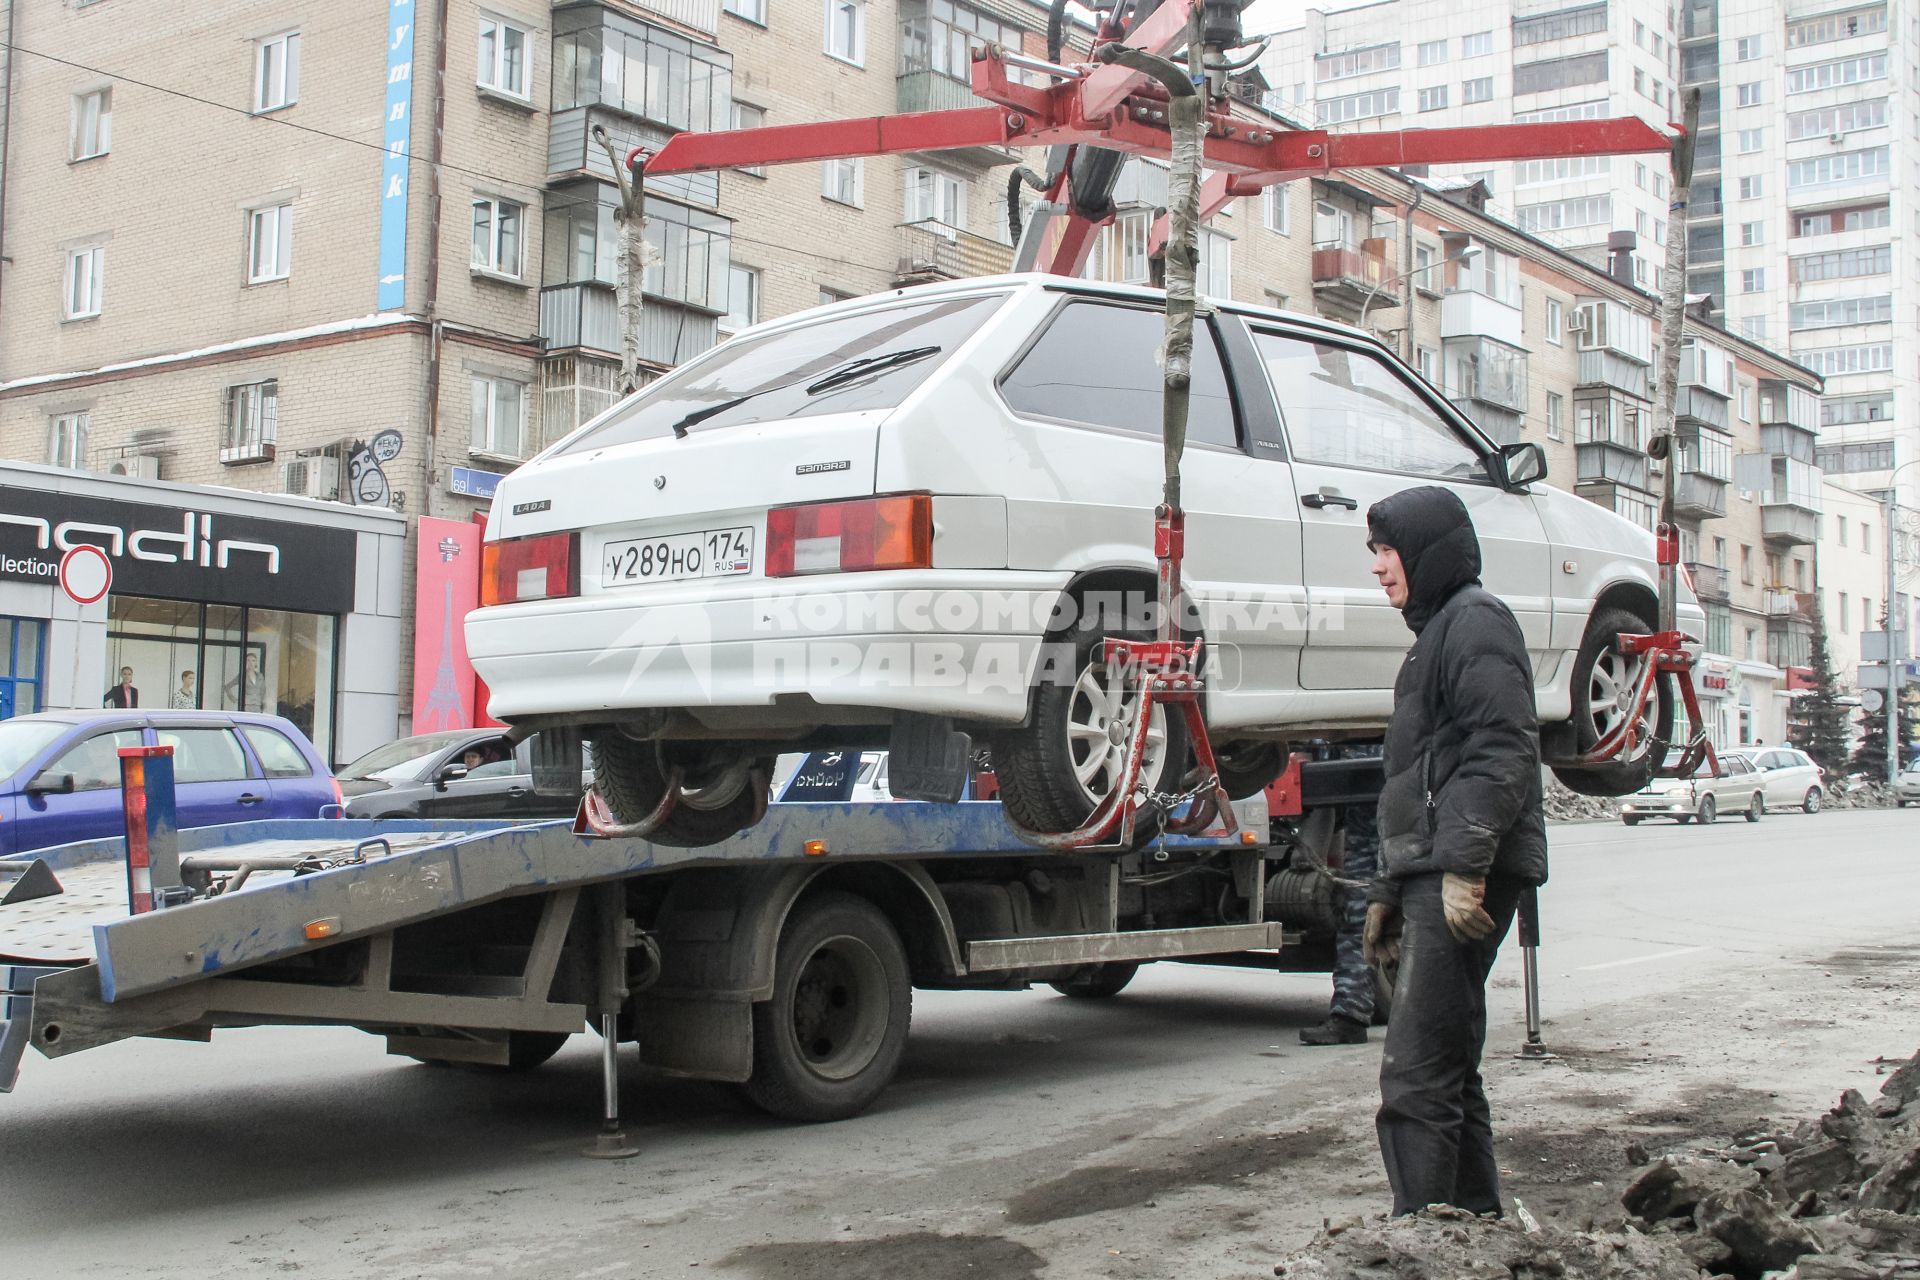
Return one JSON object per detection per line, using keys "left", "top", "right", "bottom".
{"left": 7, "top": 808, "right": 1918, "bottom": 1280}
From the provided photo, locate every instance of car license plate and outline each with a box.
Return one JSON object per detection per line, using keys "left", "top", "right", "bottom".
{"left": 603, "top": 528, "right": 754, "bottom": 586}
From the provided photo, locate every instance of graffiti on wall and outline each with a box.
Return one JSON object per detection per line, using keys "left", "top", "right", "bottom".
{"left": 347, "top": 429, "right": 404, "bottom": 509}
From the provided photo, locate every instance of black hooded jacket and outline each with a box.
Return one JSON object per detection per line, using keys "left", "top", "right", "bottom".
{"left": 1367, "top": 486, "right": 1548, "bottom": 906}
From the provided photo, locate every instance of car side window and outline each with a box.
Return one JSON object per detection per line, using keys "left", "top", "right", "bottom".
{"left": 466, "top": 739, "right": 518, "bottom": 778}
{"left": 47, "top": 730, "right": 145, "bottom": 791}
{"left": 241, "top": 726, "right": 312, "bottom": 779}
{"left": 1000, "top": 301, "right": 1240, "bottom": 447}
{"left": 1726, "top": 757, "right": 1749, "bottom": 776}
{"left": 1250, "top": 330, "right": 1490, "bottom": 481}
{"left": 157, "top": 728, "right": 252, "bottom": 784}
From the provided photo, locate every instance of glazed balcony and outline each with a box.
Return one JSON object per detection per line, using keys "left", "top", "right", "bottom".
{"left": 1312, "top": 246, "right": 1397, "bottom": 312}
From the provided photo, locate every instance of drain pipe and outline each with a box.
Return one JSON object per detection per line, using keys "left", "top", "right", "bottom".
{"left": 420, "top": 0, "right": 451, "bottom": 522}
{"left": 0, "top": 0, "right": 20, "bottom": 341}
{"left": 1399, "top": 188, "right": 1422, "bottom": 363}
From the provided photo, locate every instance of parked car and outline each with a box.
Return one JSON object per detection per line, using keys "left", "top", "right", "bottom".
{"left": 1619, "top": 750, "right": 1768, "bottom": 825}
{"left": 1746, "top": 746, "right": 1826, "bottom": 813}
{"left": 1896, "top": 761, "right": 1920, "bottom": 808}
{"left": 467, "top": 275, "right": 1703, "bottom": 845}
{"left": 337, "top": 729, "right": 589, "bottom": 820}
{"left": 0, "top": 710, "right": 338, "bottom": 857}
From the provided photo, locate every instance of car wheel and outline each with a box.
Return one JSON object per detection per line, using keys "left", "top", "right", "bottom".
{"left": 742, "top": 892, "right": 911, "bottom": 1123}
{"left": 1214, "top": 740, "right": 1287, "bottom": 802}
{"left": 1551, "top": 607, "right": 1676, "bottom": 798}
{"left": 592, "top": 735, "right": 772, "bottom": 847}
{"left": 1674, "top": 814, "right": 1692, "bottom": 824}
{"left": 1697, "top": 793, "right": 1716, "bottom": 825}
{"left": 1802, "top": 786, "right": 1822, "bottom": 815}
{"left": 1746, "top": 793, "right": 1764, "bottom": 822}
{"left": 994, "top": 620, "right": 1191, "bottom": 836}
{"left": 1049, "top": 961, "right": 1140, "bottom": 998}
{"left": 1621, "top": 814, "right": 1641, "bottom": 826}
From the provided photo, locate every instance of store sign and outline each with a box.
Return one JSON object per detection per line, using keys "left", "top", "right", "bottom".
{"left": 449, "top": 466, "right": 506, "bottom": 500}
{"left": 1695, "top": 659, "right": 1733, "bottom": 694}
{"left": 412, "top": 517, "right": 483, "bottom": 732}
{"left": 376, "top": 0, "right": 416, "bottom": 311}
{"left": 0, "top": 486, "right": 356, "bottom": 613}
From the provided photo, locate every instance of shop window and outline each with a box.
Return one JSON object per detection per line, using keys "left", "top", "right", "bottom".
{"left": 0, "top": 619, "right": 45, "bottom": 719}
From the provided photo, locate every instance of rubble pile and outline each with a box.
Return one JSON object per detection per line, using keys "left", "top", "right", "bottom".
{"left": 1825, "top": 783, "right": 1900, "bottom": 811}
{"left": 1543, "top": 781, "right": 1618, "bottom": 824}
{"left": 1272, "top": 1050, "right": 1920, "bottom": 1280}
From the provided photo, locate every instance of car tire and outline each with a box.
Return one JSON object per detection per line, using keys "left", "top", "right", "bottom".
{"left": 742, "top": 892, "right": 911, "bottom": 1123}
{"left": 1049, "top": 961, "right": 1140, "bottom": 999}
{"left": 1697, "top": 794, "right": 1716, "bottom": 825}
{"left": 1675, "top": 814, "right": 1692, "bottom": 824}
{"left": 1551, "top": 607, "right": 1676, "bottom": 798}
{"left": 994, "top": 620, "right": 1191, "bottom": 837}
{"left": 1214, "top": 740, "right": 1287, "bottom": 802}
{"left": 1622, "top": 814, "right": 1641, "bottom": 826}
{"left": 1746, "top": 793, "right": 1764, "bottom": 822}
{"left": 1803, "top": 786, "right": 1822, "bottom": 815}
{"left": 592, "top": 735, "right": 772, "bottom": 847}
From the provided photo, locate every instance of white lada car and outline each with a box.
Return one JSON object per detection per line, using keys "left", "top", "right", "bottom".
{"left": 467, "top": 275, "right": 1701, "bottom": 844}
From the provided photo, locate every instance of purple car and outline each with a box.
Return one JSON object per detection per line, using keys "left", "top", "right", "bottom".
{"left": 0, "top": 710, "right": 340, "bottom": 857}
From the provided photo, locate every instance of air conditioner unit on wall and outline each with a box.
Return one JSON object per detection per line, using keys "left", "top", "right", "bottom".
{"left": 282, "top": 455, "right": 341, "bottom": 501}
{"left": 108, "top": 454, "right": 162, "bottom": 480}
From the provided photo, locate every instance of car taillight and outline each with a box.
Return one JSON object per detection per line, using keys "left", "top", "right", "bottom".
{"left": 765, "top": 495, "right": 933, "bottom": 578}
{"left": 482, "top": 532, "right": 580, "bottom": 606}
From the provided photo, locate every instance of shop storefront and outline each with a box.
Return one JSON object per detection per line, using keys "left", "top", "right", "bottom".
{"left": 0, "top": 463, "right": 408, "bottom": 765}
{"left": 1692, "top": 657, "right": 1735, "bottom": 750}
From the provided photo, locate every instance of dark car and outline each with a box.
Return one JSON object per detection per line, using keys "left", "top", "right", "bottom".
{"left": 337, "top": 729, "right": 586, "bottom": 820}
{"left": 0, "top": 710, "right": 339, "bottom": 857}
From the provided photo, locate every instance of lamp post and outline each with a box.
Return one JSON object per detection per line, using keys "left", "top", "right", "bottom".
{"left": 1878, "top": 459, "right": 1920, "bottom": 785}
{"left": 1357, "top": 242, "right": 1481, "bottom": 339}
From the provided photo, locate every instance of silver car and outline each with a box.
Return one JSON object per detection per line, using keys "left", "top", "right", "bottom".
{"left": 1894, "top": 761, "right": 1920, "bottom": 808}
{"left": 1746, "top": 746, "right": 1826, "bottom": 814}
{"left": 1620, "top": 750, "right": 1768, "bottom": 826}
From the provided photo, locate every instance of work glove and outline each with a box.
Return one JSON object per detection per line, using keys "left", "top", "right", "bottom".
{"left": 1441, "top": 872, "right": 1497, "bottom": 944}
{"left": 1363, "top": 902, "right": 1401, "bottom": 968}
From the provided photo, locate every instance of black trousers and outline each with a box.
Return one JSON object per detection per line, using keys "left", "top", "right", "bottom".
{"left": 1375, "top": 870, "right": 1524, "bottom": 1217}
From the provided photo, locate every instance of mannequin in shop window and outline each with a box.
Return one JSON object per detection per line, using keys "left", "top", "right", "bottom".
{"left": 226, "top": 651, "right": 267, "bottom": 712}
{"left": 171, "top": 672, "right": 198, "bottom": 710}
{"left": 103, "top": 667, "right": 139, "bottom": 709}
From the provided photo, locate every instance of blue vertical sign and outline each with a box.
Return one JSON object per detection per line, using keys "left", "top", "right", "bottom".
{"left": 376, "top": 0, "right": 416, "bottom": 312}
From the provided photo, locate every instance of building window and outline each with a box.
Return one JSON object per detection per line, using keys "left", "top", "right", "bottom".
{"left": 1546, "top": 391, "right": 1564, "bottom": 441}
{"left": 71, "top": 88, "right": 111, "bottom": 161}
{"left": 1415, "top": 346, "right": 1437, "bottom": 382}
{"left": 1839, "top": 518, "right": 1849, "bottom": 548}
{"left": 904, "top": 165, "right": 967, "bottom": 229}
{"left": 1737, "top": 128, "right": 1765, "bottom": 153}
{"left": 471, "top": 196, "right": 524, "bottom": 278}
{"left": 1417, "top": 39, "right": 1447, "bottom": 66}
{"left": 822, "top": 156, "right": 863, "bottom": 206}
{"left": 1513, "top": 3, "right": 1607, "bottom": 45}
{"left": 1791, "top": 295, "right": 1893, "bottom": 330}
{"left": 1787, "top": 147, "right": 1891, "bottom": 191}
{"left": 1793, "top": 203, "right": 1889, "bottom": 238}
{"left": 1461, "top": 31, "right": 1493, "bottom": 57}
{"left": 1796, "top": 343, "right": 1893, "bottom": 377}
{"left": 1735, "top": 81, "right": 1763, "bottom": 107}
{"left": 1514, "top": 52, "right": 1607, "bottom": 94}
{"left": 719, "top": 265, "right": 760, "bottom": 334}
{"left": 552, "top": 23, "right": 733, "bottom": 134}
{"left": 1264, "top": 183, "right": 1289, "bottom": 234}
{"left": 471, "top": 375, "right": 528, "bottom": 459}
{"left": 1320, "top": 87, "right": 1399, "bottom": 124}
{"left": 1541, "top": 298, "right": 1562, "bottom": 345}
{"left": 1738, "top": 384, "right": 1751, "bottom": 421}
{"left": 1739, "top": 221, "right": 1765, "bottom": 247}
{"left": 1461, "top": 76, "right": 1494, "bottom": 104}
{"left": 63, "top": 246, "right": 104, "bottom": 320}
{"left": 50, "top": 412, "right": 90, "bottom": 469}
{"left": 1515, "top": 194, "right": 1610, "bottom": 233}
{"left": 826, "top": 0, "right": 865, "bottom": 64}
{"left": 732, "top": 102, "right": 766, "bottom": 177}
{"left": 1738, "top": 315, "right": 1768, "bottom": 341}
{"left": 1786, "top": 53, "right": 1887, "bottom": 95}
{"left": 724, "top": 0, "right": 768, "bottom": 23}
{"left": 1315, "top": 42, "right": 1401, "bottom": 82}
{"left": 1735, "top": 35, "right": 1764, "bottom": 59}
{"left": 222, "top": 380, "right": 279, "bottom": 464}
{"left": 1198, "top": 228, "right": 1231, "bottom": 298}
{"left": 1821, "top": 394, "right": 1894, "bottom": 427}
{"left": 1787, "top": 100, "right": 1886, "bottom": 141}
{"left": 1740, "top": 268, "right": 1765, "bottom": 292}
{"left": 478, "top": 16, "right": 531, "bottom": 99}
{"left": 247, "top": 204, "right": 294, "bottom": 284}
{"left": 1861, "top": 524, "right": 1872, "bottom": 555}
{"left": 1863, "top": 597, "right": 1873, "bottom": 632}
{"left": 819, "top": 286, "right": 854, "bottom": 305}
{"left": 1113, "top": 211, "right": 1150, "bottom": 283}
{"left": 1418, "top": 85, "right": 1448, "bottom": 112}
{"left": 255, "top": 31, "right": 301, "bottom": 113}
{"left": 1738, "top": 175, "right": 1764, "bottom": 200}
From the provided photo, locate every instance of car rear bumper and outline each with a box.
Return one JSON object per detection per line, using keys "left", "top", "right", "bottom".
{"left": 467, "top": 570, "right": 1072, "bottom": 728}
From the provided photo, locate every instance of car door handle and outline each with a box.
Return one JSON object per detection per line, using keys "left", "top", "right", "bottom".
{"left": 1300, "top": 491, "right": 1359, "bottom": 511}
{"left": 508, "top": 787, "right": 527, "bottom": 797}
{"left": 237, "top": 792, "right": 265, "bottom": 806}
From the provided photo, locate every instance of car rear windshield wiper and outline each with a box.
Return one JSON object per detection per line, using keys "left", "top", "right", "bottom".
{"left": 662, "top": 346, "right": 944, "bottom": 438}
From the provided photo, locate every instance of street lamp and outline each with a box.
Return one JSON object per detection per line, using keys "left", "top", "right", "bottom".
{"left": 1873, "top": 458, "right": 1920, "bottom": 785}
{"left": 1357, "top": 238, "right": 1482, "bottom": 339}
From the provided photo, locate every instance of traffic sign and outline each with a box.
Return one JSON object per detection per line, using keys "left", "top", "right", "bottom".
{"left": 58, "top": 545, "right": 112, "bottom": 605}
{"left": 1861, "top": 689, "right": 1884, "bottom": 714}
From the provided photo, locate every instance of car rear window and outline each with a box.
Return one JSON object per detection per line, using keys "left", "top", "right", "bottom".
{"left": 999, "top": 301, "right": 1239, "bottom": 447}
{"left": 556, "top": 293, "right": 1008, "bottom": 454}
{"left": 158, "top": 728, "right": 252, "bottom": 784}
{"left": 242, "top": 726, "right": 313, "bottom": 779}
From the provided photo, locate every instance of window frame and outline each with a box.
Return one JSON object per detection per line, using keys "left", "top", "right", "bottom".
{"left": 222, "top": 379, "right": 280, "bottom": 464}
{"left": 1461, "top": 76, "right": 1494, "bottom": 104}
{"left": 64, "top": 245, "right": 104, "bottom": 320}
{"left": 825, "top": 0, "right": 866, "bottom": 65}
{"left": 1544, "top": 298, "right": 1563, "bottom": 345}
{"left": 719, "top": 264, "right": 761, "bottom": 335}
{"left": 1263, "top": 183, "right": 1289, "bottom": 234}
{"left": 70, "top": 87, "right": 112, "bottom": 161}
{"left": 254, "top": 30, "right": 302, "bottom": 114}
{"left": 821, "top": 156, "right": 864, "bottom": 207}
{"left": 49, "top": 411, "right": 90, "bottom": 469}
{"left": 477, "top": 14, "right": 533, "bottom": 102}
{"left": 724, "top": 0, "right": 769, "bottom": 24}
{"left": 732, "top": 101, "right": 767, "bottom": 177}
{"left": 470, "top": 194, "right": 526, "bottom": 280}
{"left": 470, "top": 373, "right": 530, "bottom": 460}
{"left": 247, "top": 203, "right": 295, "bottom": 284}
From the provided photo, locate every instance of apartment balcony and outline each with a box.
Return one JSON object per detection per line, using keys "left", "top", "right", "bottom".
{"left": 1577, "top": 349, "right": 1652, "bottom": 398}
{"left": 626, "top": 0, "right": 722, "bottom": 36}
{"left": 1673, "top": 471, "right": 1729, "bottom": 520}
{"left": 1764, "top": 589, "right": 1815, "bottom": 622}
{"left": 1311, "top": 246, "right": 1397, "bottom": 313}
{"left": 1440, "top": 290, "right": 1524, "bottom": 347}
{"left": 1454, "top": 402, "right": 1524, "bottom": 446}
{"left": 1675, "top": 387, "right": 1731, "bottom": 432}
{"left": 1760, "top": 381, "right": 1819, "bottom": 430}
{"left": 1685, "top": 561, "right": 1731, "bottom": 603}
{"left": 549, "top": 106, "right": 719, "bottom": 208}
{"left": 1761, "top": 422, "right": 1818, "bottom": 463}
{"left": 1576, "top": 439, "right": 1649, "bottom": 490}
{"left": 895, "top": 71, "right": 1016, "bottom": 163}
{"left": 1443, "top": 337, "right": 1528, "bottom": 414}
{"left": 893, "top": 221, "right": 1015, "bottom": 286}
{"left": 1762, "top": 502, "right": 1821, "bottom": 546}
{"left": 539, "top": 281, "right": 719, "bottom": 366}
{"left": 1680, "top": 340, "right": 1733, "bottom": 398}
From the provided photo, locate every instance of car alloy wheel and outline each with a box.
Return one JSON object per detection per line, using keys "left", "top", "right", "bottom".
{"left": 1803, "top": 786, "right": 1821, "bottom": 815}
{"left": 1746, "top": 793, "right": 1763, "bottom": 822}
{"left": 1552, "top": 608, "right": 1674, "bottom": 798}
{"left": 1066, "top": 656, "right": 1171, "bottom": 808}
{"left": 1697, "top": 793, "right": 1716, "bottom": 825}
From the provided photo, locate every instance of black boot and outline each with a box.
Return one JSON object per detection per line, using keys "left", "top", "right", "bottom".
{"left": 1299, "top": 1016, "right": 1368, "bottom": 1046}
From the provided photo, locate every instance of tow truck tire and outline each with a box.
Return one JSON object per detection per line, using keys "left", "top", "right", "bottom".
{"left": 994, "top": 623, "right": 1190, "bottom": 838}
{"left": 1746, "top": 793, "right": 1764, "bottom": 822}
{"left": 1214, "top": 741, "right": 1287, "bottom": 802}
{"left": 743, "top": 892, "right": 911, "bottom": 1123}
{"left": 592, "top": 735, "right": 772, "bottom": 847}
{"left": 1049, "top": 961, "right": 1140, "bottom": 998}
{"left": 1697, "top": 793, "right": 1716, "bottom": 825}
{"left": 1551, "top": 608, "right": 1676, "bottom": 798}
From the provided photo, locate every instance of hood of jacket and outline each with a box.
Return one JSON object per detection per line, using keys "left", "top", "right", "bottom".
{"left": 1366, "top": 485, "right": 1483, "bottom": 634}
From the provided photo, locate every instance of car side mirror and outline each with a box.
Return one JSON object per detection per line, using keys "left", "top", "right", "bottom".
{"left": 1494, "top": 441, "right": 1548, "bottom": 489}
{"left": 24, "top": 770, "right": 76, "bottom": 796}
{"left": 436, "top": 763, "right": 470, "bottom": 790}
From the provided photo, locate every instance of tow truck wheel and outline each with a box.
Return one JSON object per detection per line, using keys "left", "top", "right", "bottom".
{"left": 1551, "top": 607, "right": 1675, "bottom": 798}
{"left": 1049, "top": 961, "right": 1140, "bottom": 998}
{"left": 1746, "top": 793, "right": 1764, "bottom": 822}
{"left": 994, "top": 622, "right": 1190, "bottom": 837}
{"left": 592, "top": 735, "right": 772, "bottom": 847}
{"left": 1697, "top": 793, "right": 1716, "bottom": 825}
{"left": 744, "top": 892, "right": 911, "bottom": 1123}
{"left": 1214, "top": 741, "right": 1286, "bottom": 801}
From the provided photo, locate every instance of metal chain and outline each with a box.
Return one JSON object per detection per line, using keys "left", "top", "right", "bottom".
{"left": 1140, "top": 771, "right": 1219, "bottom": 814}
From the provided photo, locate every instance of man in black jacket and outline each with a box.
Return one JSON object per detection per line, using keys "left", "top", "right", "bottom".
{"left": 1361, "top": 485, "right": 1548, "bottom": 1218}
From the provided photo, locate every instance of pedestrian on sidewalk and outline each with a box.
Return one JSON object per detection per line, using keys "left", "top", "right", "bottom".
{"left": 1360, "top": 485, "right": 1547, "bottom": 1218}
{"left": 1299, "top": 746, "right": 1382, "bottom": 1046}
